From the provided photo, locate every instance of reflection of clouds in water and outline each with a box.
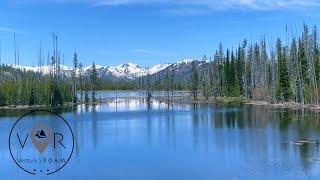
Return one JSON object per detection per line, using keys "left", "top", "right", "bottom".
{"left": 77, "top": 104, "right": 102, "bottom": 113}
{"left": 76, "top": 97, "right": 193, "bottom": 113}
{"left": 76, "top": 90, "right": 190, "bottom": 99}
{"left": 3, "top": 96, "right": 320, "bottom": 179}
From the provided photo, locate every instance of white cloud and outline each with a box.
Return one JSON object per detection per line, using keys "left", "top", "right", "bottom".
{"left": 164, "top": 7, "right": 211, "bottom": 15}
{"left": 0, "top": 27, "right": 18, "bottom": 33}
{"left": 95, "top": 0, "right": 320, "bottom": 10}
{"left": 12, "top": 0, "right": 320, "bottom": 12}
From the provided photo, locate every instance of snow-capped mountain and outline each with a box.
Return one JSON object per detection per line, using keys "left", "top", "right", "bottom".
{"left": 149, "top": 63, "right": 172, "bottom": 74}
{"left": 106, "top": 63, "right": 148, "bottom": 79}
{"left": 9, "top": 64, "right": 74, "bottom": 76}
{"left": 9, "top": 64, "right": 73, "bottom": 74}
{"left": 9, "top": 62, "right": 172, "bottom": 80}
{"left": 148, "top": 59, "right": 210, "bottom": 82}
{"left": 90, "top": 62, "right": 172, "bottom": 79}
{"left": 8, "top": 59, "right": 207, "bottom": 81}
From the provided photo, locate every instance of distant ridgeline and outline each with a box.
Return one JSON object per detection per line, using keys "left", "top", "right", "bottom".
{"left": 1, "top": 24, "right": 320, "bottom": 106}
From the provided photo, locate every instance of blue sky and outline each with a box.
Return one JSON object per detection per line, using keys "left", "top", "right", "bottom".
{"left": 0, "top": 0, "right": 320, "bottom": 67}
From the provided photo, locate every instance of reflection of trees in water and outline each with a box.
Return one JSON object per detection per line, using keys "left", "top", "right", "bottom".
{"left": 187, "top": 104, "right": 320, "bottom": 174}
{"left": 278, "top": 109, "right": 292, "bottom": 131}
{"left": 0, "top": 106, "right": 77, "bottom": 118}
{"left": 146, "top": 110, "right": 152, "bottom": 145}
{"left": 91, "top": 105, "right": 98, "bottom": 149}
{"left": 72, "top": 110, "right": 80, "bottom": 157}
{"left": 21, "top": 100, "right": 320, "bottom": 175}
{"left": 165, "top": 110, "right": 176, "bottom": 148}
{"left": 192, "top": 103, "right": 200, "bottom": 149}
{"left": 278, "top": 108, "right": 320, "bottom": 173}
{"left": 144, "top": 106, "right": 177, "bottom": 148}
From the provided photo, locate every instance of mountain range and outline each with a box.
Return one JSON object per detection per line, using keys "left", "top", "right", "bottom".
{"left": 8, "top": 59, "right": 210, "bottom": 81}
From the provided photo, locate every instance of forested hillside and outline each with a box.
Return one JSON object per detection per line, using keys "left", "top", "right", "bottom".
{"left": 148, "top": 24, "right": 320, "bottom": 106}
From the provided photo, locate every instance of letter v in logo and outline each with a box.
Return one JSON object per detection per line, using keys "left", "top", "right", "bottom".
{"left": 16, "top": 133, "right": 29, "bottom": 149}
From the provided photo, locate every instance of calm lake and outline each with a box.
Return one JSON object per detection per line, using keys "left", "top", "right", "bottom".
{"left": 1, "top": 91, "right": 320, "bottom": 179}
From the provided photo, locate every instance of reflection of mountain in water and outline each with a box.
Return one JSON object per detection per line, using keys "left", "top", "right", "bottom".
{"left": 2, "top": 94, "right": 320, "bottom": 178}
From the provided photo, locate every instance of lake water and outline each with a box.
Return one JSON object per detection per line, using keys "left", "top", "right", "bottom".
{"left": 1, "top": 91, "right": 320, "bottom": 179}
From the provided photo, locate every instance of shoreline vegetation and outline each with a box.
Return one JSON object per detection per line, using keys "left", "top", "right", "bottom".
{"left": 152, "top": 96, "right": 320, "bottom": 110}
{"left": 2, "top": 24, "right": 320, "bottom": 111}
{"left": 1, "top": 94, "right": 320, "bottom": 110}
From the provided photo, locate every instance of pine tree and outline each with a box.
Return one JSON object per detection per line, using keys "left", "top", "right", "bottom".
{"left": 72, "top": 51, "right": 78, "bottom": 103}
{"left": 313, "top": 26, "right": 320, "bottom": 81}
{"left": 218, "top": 43, "right": 224, "bottom": 96}
{"left": 165, "top": 65, "right": 170, "bottom": 103}
{"left": 29, "top": 87, "right": 35, "bottom": 106}
{"left": 276, "top": 39, "right": 292, "bottom": 101}
{"left": 247, "top": 45, "right": 254, "bottom": 99}
{"left": 202, "top": 55, "right": 211, "bottom": 99}
{"left": 230, "top": 50, "right": 238, "bottom": 96}
{"left": 299, "top": 38, "right": 308, "bottom": 82}
{"left": 236, "top": 40, "right": 246, "bottom": 96}
{"left": 0, "top": 79, "right": 6, "bottom": 106}
{"left": 212, "top": 51, "right": 221, "bottom": 99}
{"left": 224, "top": 49, "right": 231, "bottom": 96}
{"left": 191, "top": 60, "right": 199, "bottom": 100}
{"left": 146, "top": 72, "right": 152, "bottom": 105}
{"left": 289, "top": 38, "right": 299, "bottom": 102}
{"left": 51, "top": 83, "right": 63, "bottom": 106}
{"left": 78, "top": 62, "right": 84, "bottom": 102}
{"left": 90, "top": 62, "right": 98, "bottom": 103}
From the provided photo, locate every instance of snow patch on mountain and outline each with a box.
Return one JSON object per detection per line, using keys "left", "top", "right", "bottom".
{"left": 149, "top": 63, "right": 171, "bottom": 74}
{"left": 176, "top": 59, "right": 194, "bottom": 65}
{"left": 9, "top": 64, "right": 73, "bottom": 74}
{"left": 105, "top": 63, "right": 145, "bottom": 79}
{"left": 8, "top": 59, "right": 196, "bottom": 80}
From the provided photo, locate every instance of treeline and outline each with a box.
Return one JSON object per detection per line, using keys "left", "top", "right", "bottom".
{"left": 0, "top": 34, "right": 137, "bottom": 107}
{"left": 190, "top": 24, "right": 320, "bottom": 105}
{"left": 0, "top": 34, "right": 76, "bottom": 106}
{"left": 0, "top": 64, "right": 139, "bottom": 107}
{"left": 0, "top": 65, "right": 70, "bottom": 106}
